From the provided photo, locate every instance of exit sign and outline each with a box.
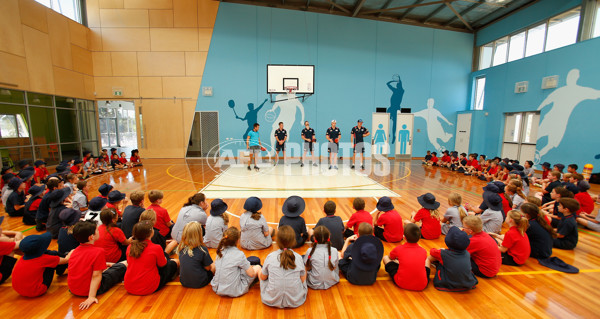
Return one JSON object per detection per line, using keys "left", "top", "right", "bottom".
{"left": 112, "top": 87, "right": 123, "bottom": 96}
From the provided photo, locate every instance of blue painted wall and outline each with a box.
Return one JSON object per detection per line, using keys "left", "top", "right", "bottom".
{"left": 196, "top": 3, "right": 473, "bottom": 157}
{"left": 470, "top": 0, "right": 600, "bottom": 170}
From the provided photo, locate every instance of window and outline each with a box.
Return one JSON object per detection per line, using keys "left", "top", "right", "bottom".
{"left": 473, "top": 77, "right": 486, "bottom": 110}
{"left": 545, "top": 9, "right": 580, "bottom": 51}
{"left": 594, "top": 5, "right": 600, "bottom": 38}
{"left": 492, "top": 37, "right": 508, "bottom": 66}
{"left": 508, "top": 32, "right": 526, "bottom": 62}
{"left": 479, "top": 43, "right": 493, "bottom": 70}
{"left": 0, "top": 114, "right": 29, "bottom": 138}
{"left": 34, "top": 0, "right": 83, "bottom": 23}
{"left": 525, "top": 24, "right": 546, "bottom": 57}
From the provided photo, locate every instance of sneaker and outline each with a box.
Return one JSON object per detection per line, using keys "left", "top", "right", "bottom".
{"left": 300, "top": 163, "right": 304, "bottom": 167}
{"left": 361, "top": 165, "right": 365, "bottom": 170}
{"left": 247, "top": 166, "right": 251, "bottom": 171}
{"left": 254, "top": 166, "right": 259, "bottom": 171}
{"left": 351, "top": 165, "right": 355, "bottom": 169}
{"left": 334, "top": 166, "right": 338, "bottom": 170}
{"left": 329, "top": 165, "right": 332, "bottom": 170}
{"left": 313, "top": 163, "right": 318, "bottom": 167}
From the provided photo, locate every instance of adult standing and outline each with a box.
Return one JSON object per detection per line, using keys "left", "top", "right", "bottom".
{"left": 351, "top": 119, "right": 370, "bottom": 170}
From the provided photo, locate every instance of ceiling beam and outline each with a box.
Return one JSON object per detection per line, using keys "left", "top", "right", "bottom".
{"left": 443, "top": 1, "right": 481, "bottom": 26}
{"left": 376, "top": 0, "right": 395, "bottom": 18}
{"left": 422, "top": 3, "right": 446, "bottom": 24}
{"left": 396, "top": 0, "right": 424, "bottom": 20}
{"left": 352, "top": 0, "right": 367, "bottom": 17}
{"left": 444, "top": 1, "right": 472, "bottom": 30}
{"left": 362, "top": 0, "right": 448, "bottom": 15}
{"left": 328, "top": 0, "right": 351, "bottom": 14}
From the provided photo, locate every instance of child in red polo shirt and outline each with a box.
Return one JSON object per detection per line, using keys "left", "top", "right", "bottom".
{"left": 125, "top": 221, "right": 179, "bottom": 295}
{"left": 427, "top": 152, "right": 439, "bottom": 166}
{"left": 68, "top": 221, "right": 127, "bottom": 310}
{"left": 383, "top": 224, "right": 429, "bottom": 291}
{"left": 462, "top": 216, "right": 501, "bottom": 278}
{"left": 130, "top": 149, "right": 143, "bottom": 166}
{"left": 33, "top": 160, "right": 48, "bottom": 184}
{"left": 106, "top": 190, "right": 128, "bottom": 218}
{"left": 71, "top": 159, "right": 84, "bottom": 176}
{"left": 119, "top": 152, "right": 133, "bottom": 168}
{"left": 148, "top": 190, "right": 174, "bottom": 238}
{"left": 344, "top": 197, "right": 373, "bottom": 237}
{"left": 12, "top": 232, "right": 71, "bottom": 297}
{"left": 409, "top": 193, "right": 442, "bottom": 240}
{"left": 0, "top": 225, "right": 23, "bottom": 284}
{"left": 491, "top": 210, "right": 531, "bottom": 266}
{"left": 373, "top": 197, "right": 403, "bottom": 242}
{"left": 95, "top": 209, "right": 131, "bottom": 263}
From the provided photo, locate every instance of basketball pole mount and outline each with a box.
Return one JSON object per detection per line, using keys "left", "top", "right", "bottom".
{"left": 269, "top": 92, "right": 313, "bottom": 103}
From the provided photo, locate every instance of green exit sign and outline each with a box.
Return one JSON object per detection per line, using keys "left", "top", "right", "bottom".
{"left": 112, "top": 87, "right": 123, "bottom": 96}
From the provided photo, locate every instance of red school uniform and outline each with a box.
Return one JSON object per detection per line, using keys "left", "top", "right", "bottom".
{"left": 119, "top": 157, "right": 128, "bottom": 164}
{"left": 542, "top": 170, "right": 549, "bottom": 179}
{"left": 501, "top": 227, "right": 531, "bottom": 265}
{"left": 488, "top": 166, "right": 499, "bottom": 176}
{"left": 441, "top": 155, "right": 451, "bottom": 163}
{"left": 0, "top": 242, "right": 16, "bottom": 282}
{"left": 574, "top": 191, "right": 594, "bottom": 214}
{"left": 499, "top": 193, "right": 511, "bottom": 214}
{"left": 95, "top": 225, "right": 128, "bottom": 263}
{"left": 67, "top": 244, "right": 107, "bottom": 296}
{"left": 71, "top": 165, "right": 82, "bottom": 174}
{"left": 34, "top": 167, "right": 46, "bottom": 182}
{"left": 106, "top": 202, "right": 123, "bottom": 217}
{"left": 12, "top": 254, "right": 60, "bottom": 297}
{"left": 430, "top": 156, "right": 438, "bottom": 164}
{"left": 130, "top": 156, "right": 140, "bottom": 163}
{"left": 125, "top": 240, "right": 166, "bottom": 295}
{"left": 346, "top": 210, "right": 373, "bottom": 235}
{"left": 389, "top": 242, "right": 428, "bottom": 291}
{"left": 466, "top": 231, "right": 501, "bottom": 277}
{"left": 148, "top": 204, "right": 171, "bottom": 237}
{"left": 413, "top": 208, "right": 441, "bottom": 239}
{"left": 376, "top": 210, "right": 404, "bottom": 242}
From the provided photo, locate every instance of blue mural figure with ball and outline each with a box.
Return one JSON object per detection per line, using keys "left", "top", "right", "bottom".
{"left": 373, "top": 124, "right": 387, "bottom": 154}
{"left": 228, "top": 98, "right": 268, "bottom": 140}
{"left": 387, "top": 74, "right": 405, "bottom": 145}
{"left": 398, "top": 124, "right": 410, "bottom": 154}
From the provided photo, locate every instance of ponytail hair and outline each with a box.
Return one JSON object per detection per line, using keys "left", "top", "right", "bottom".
{"left": 216, "top": 227, "right": 240, "bottom": 258}
{"left": 183, "top": 193, "right": 205, "bottom": 208}
{"left": 277, "top": 225, "right": 297, "bottom": 270}
{"left": 429, "top": 209, "right": 440, "bottom": 220}
{"left": 521, "top": 203, "right": 556, "bottom": 238}
{"left": 508, "top": 210, "right": 528, "bottom": 236}
{"left": 508, "top": 180, "right": 526, "bottom": 199}
{"left": 305, "top": 226, "right": 334, "bottom": 272}
{"left": 129, "top": 221, "right": 153, "bottom": 258}
{"left": 448, "top": 193, "right": 466, "bottom": 221}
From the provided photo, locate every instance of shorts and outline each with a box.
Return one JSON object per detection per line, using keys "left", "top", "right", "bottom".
{"left": 353, "top": 142, "right": 365, "bottom": 154}
{"left": 249, "top": 145, "right": 260, "bottom": 155}
{"left": 276, "top": 142, "right": 285, "bottom": 152}
{"left": 304, "top": 142, "right": 313, "bottom": 152}
{"left": 328, "top": 142, "right": 339, "bottom": 153}
{"left": 385, "top": 262, "right": 431, "bottom": 285}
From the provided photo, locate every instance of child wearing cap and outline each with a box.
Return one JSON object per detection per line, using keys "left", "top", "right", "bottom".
{"left": 121, "top": 191, "right": 146, "bottom": 239}
{"left": 212, "top": 227, "right": 261, "bottom": 296}
{"left": 344, "top": 197, "right": 373, "bottom": 237}
{"left": 106, "top": 190, "right": 128, "bottom": 218}
{"left": 428, "top": 226, "right": 478, "bottom": 291}
{"left": 259, "top": 225, "right": 307, "bottom": 308}
{"left": 70, "top": 159, "right": 84, "bottom": 176}
{"left": 97, "top": 183, "right": 113, "bottom": 199}
{"left": 58, "top": 209, "right": 82, "bottom": 260}
{"left": 11, "top": 232, "right": 72, "bottom": 297}
{"left": 574, "top": 181, "right": 594, "bottom": 214}
{"left": 310, "top": 201, "right": 345, "bottom": 250}
{"left": 125, "top": 221, "right": 179, "bottom": 295}
{"left": 68, "top": 221, "right": 127, "bottom": 310}
{"left": 84, "top": 197, "right": 108, "bottom": 223}
{"left": 172, "top": 193, "right": 209, "bottom": 242}
{"left": 95, "top": 208, "right": 131, "bottom": 263}
{"left": 279, "top": 196, "right": 309, "bottom": 248}
{"left": 491, "top": 210, "right": 531, "bottom": 266}
{"left": 553, "top": 198, "right": 579, "bottom": 250}
{"left": 427, "top": 152, "right": 439, "bottom": 166}
{"left": 383, "top": 224, "right": 429, "bottom": 291}
{"left": 147, "top": 190, "right": 174, "bottom": 238}
{"left": 338, "top": 223, "right": 383, "bottom": 285}
{"left": 462, "top": 216, "right": 501, "bottom": 278}
{"left": 480, "top": 193, "right": 504, "bottom": 234}
{"left": 35, "top": 178, "right": 61, "bottom": 231}
{"left": 177, "top": 222, "right": 215, "bottom": 289}
{"left": 0, "top": 226, "right": 23, "bottom": 285}
{"left": 373, "top": 196, "right": 404, "bottom": 242}
{"left": 5, "top": 177, "right": 26, "bottom": 217}
{"left": 304, "top": 226, "right": 339, "bottom": 290}
{"left": 408, "top": 193, "right": 442, "bottom": 240}
{"left": 240, "top": 197, "right": 273, "bottom": 250}
{"left": 204, "top": 199, "right": 229, "bottom": 248}
{"left": 23, "top": 185, "right": 45, "bottom": 225}
{"left": 33, "top": 160, "right": 48, "bottom": 184}
{"left": 47, "top": 187, "right": 73, "bottom": 238}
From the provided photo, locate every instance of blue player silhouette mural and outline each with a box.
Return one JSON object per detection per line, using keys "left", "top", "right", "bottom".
{"left": 373, "top": 124, "right": 387, "bottom": 154}
{"left": 397, "top": 124, "right": 410, "bottom": 154}
{"left": 228, "top": 98, "right": 268, "bottom": 140}
{"left": 387, "top": 74, "right": 404, "bottom": 144}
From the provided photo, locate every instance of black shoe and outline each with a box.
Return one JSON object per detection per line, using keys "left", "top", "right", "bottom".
{"left": 361, "top": 165, "right": 365, "bottom": 170}
{"left": 247, "top": 166, "right": 251, "bottom": 170}
{"left": 301, "top": 163, "right": 304, "bottom": 167}
{"left": 313, "top": 163, "right": 318, "bottom": 167}
{"left": 351, "top": 165, "right": 355, "bottom": 169}
{"left": 329, "top": 165, "right": 332, "bottom": 170}
{"left": 254, "top": 166, "right": 259, "bottom": 171}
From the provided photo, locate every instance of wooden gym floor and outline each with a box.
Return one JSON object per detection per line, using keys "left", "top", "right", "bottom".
{"left": 1, "top": 159, "right": 600, "bottom": 318}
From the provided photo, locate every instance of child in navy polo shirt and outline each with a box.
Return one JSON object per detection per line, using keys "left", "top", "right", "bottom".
{"left": 539, "top": 171, "right": 562, "bottom": 204}
{"left": 69, "top": 221, "right": 127, "bottom": 310}
{"left": 338, "top": 223, "right": 383, "bottom": 286}
{"left": 553, "top": 198, "right": 579, "bottom": 250}
{"left": 279, "top": 196, "right": 309, "bottom": 248}
{"left": 344, "top": 197, "right": 373, "bottom": 237}
{"left": 383, "top": 223, "right": 429, "bottom": 291}
{"left": 521, "top": 203, "right": 554, "bottom": 259}
{"left": 6, "top": 177, "right": 26, "bottom": 217}
{"left": 428, "top": 226, "right": 478, "bottom": 292}
{"left": 310, "top": 201, "right": 344, "bottom": 250}
{"left": 422, "top": 150, "right": 432, "bottom": 164}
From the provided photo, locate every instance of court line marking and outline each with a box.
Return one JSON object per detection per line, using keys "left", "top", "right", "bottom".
{"left": 2, "top": 268, "right": 598, "bottom": 288}
{"left": 166, "top": 164, "right": 207, "bottom": 185}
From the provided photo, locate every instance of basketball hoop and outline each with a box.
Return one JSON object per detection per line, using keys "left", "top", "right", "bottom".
{"left": 284, "top": 86, "right": 298, "bottom": 95}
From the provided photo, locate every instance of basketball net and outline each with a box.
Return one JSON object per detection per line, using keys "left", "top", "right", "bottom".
{"left": 284, "top": 86, "right": 298, "bottom": 96}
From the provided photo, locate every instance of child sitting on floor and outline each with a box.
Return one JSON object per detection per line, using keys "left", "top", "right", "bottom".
{"left": 259, "top": 225, "right": 308, "bottom": 308}
{"left": 344, "top": 197, "right": 373, "bottom": 237}
{"left": 373, "top": 196, "right": 404, "bottom": 242}
{"left": 147, "top": 190, "right": 174, "bottom": 239}
{"left": 553, "top": 198, "right": 579, "bottom": 250}
{"left": 441, "top": 193, "right": 467, "bottom": 235}
{"left": 383, "top": 223, "right": 429, "bottom": 291}
{"left": 278, "top": 196, "right": 309, "bottom": 248}
{"left": 204, "top": 199, "right": 229, "bottom": 248}
{"left": 338, "top": 223, "right": 384, "bottom": 286}
{"left": 311, "top": 201, "right": 345, "bottom": 250}
{"left": 491, "top": 210, "right": 531, "bottom": 266}
{"left": 178, "top": 222, "right": 215, "bottom": 289}
{"left": 408, "top": 193, "right": 441, "bottom": 240}
{"left": 240, "top": 197, "right": 273, "bottom": 250}
{"left": 428, "top": 226, "right": 478, "bottom": 292}
{"left": 95, "top": 208, "right": 131, "bottom": 263}
{"left": 304, "top": 226, "right": 339, "bottom": 290}
{"left": 521, "top": 203, "right": 555, "bottom": 259}
{"left": 462, "top": 216, "right": 501, "bottom": 278}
